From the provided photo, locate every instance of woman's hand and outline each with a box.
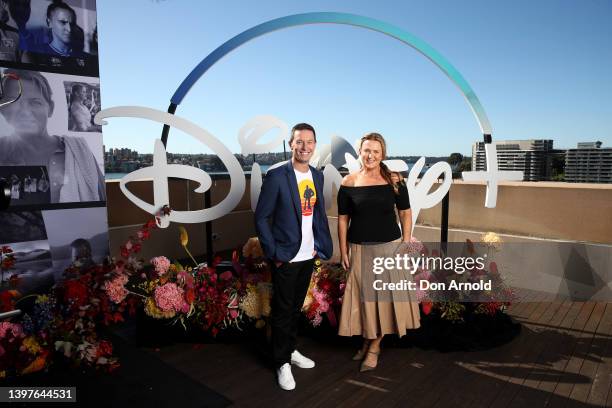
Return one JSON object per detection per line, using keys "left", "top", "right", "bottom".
{"left": 341, "top": 252, "right": 350, "bottom": 270}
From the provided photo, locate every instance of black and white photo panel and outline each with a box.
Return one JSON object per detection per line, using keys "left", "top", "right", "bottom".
{"left": 63, "top": 80, "right": 101, "bottom": 132}
{"left": 0, "top": 206, "right": 109, "bottom": 293}
{"left": 0, "top": 0, "right": 98, "bottom": 76}
{"left": 42, "top": 206, "right": 110, "bottom": 278}
{"left": 0, "top": 210, "right": 53, "bottom": 293}
{"left": 0, "top": 165, "right": 51, "bottom": 206}
{"left": 0, "top": 68, "right": 105, "bottom": 205}
{"left": 0, "top": 209, "right": 47, "bottom": 244}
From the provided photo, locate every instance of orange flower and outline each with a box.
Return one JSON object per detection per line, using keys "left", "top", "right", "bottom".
{"left": 179, "top": 226, "right": 189, "bottom": 247}
{"left": 21, "top": 355, "right": 48, "bottom": 375}
{"left": 185, "top": 288, "right": 196, "bottom": 304}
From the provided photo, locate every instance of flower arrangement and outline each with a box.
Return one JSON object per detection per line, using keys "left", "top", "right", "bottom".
{"left": 0, "top": 200, "right": 516, "bottom": 379}
{"left": 0, "top": 206, "right": 163, "bottom": 379}
{"left": 0, "top": 320, "right": 49, "bottom": 379}
{"left": 414, "top": 233, "right": 515, "bottom": 322}
{"left": 302, "top": 260, "right": 347, "bottom": 327}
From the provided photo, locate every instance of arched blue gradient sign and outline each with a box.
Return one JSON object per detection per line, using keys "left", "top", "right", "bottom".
{"left": 94, "top": 11, "right": 522, "bottom": 230}
{"left": 170, "top": 12, "right": 492, "bottom": 135}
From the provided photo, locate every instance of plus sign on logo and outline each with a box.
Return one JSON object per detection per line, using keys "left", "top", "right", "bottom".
{"left": 462, "top": 142, "right": 523, "bottom": 208}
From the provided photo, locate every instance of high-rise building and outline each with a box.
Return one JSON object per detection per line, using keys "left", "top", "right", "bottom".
{"left": 471, "top": 139, "right": 555, "bottom": 181}
{"left": 565, "top": 141, "right": 612, "bottom": 183}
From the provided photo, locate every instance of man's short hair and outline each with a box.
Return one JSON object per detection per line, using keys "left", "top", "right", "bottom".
{"left": 47, "top": 1, "right": 76, "bottom": 22}
{"left": 289, "top": 123, "right": 316, "bottom": 145}
{"left": 71, "top": 83, "right": 86, "bottom": 95}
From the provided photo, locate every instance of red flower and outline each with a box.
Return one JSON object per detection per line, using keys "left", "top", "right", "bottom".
{"left": 0, "top": 290, "right": 18, "bottom": 312}
{"left": 1, "top": 256, "right": 15, "bottom": 271}
{"left": 63, "top": 280, "right": 89, "bottom": 307}
{"left": 219, "top": 271, "right": 233, "bottom": 281}
{"left": 161, "top": 205, "right": 171, "bottom": 216}
{"left": 185, "top": 288, "right": 196, "bottom": 304}
{"left": 421, "top": 301, "right": 433, "bottom": 315}
{"left": 120, "top": 246, "right": 130, "bottom": 259}
{"left": 318, "top": 279, "right": 333, "bottom": 293}
{"left": 98, "top": 340, "right": 113, "bottom": 357}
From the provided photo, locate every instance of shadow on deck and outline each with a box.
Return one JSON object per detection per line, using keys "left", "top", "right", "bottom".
{"left": 123, "top": 299, "right": 612, "bottom": 407}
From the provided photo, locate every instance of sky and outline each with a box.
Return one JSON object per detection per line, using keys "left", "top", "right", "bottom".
{"left": 96, "top": 0, "right": 612, "bottom": 156}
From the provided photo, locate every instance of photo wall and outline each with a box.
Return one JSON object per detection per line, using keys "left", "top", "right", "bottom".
{"left": 0, "top": 0, "right": 107, "bottom": 295}
{"left": 0, "top": 0, "right": 98, "bottom": 75}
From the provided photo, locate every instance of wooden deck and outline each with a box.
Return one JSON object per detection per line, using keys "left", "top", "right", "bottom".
{"left": 144, "top": 299, "right": 612, "bottom": 407}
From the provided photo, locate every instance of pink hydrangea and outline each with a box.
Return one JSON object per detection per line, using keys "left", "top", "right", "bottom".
{"left": 0, "top": 322, "right": 24, "bottom": 339}
{"left": 105, "top": 274, "right": 129, "bottom": 304}
{"left": 154, "top": 283, "right": 185, "bottom": 312}
{"left": 313, "top": 289, "right": 330, "bottom": 313}
{"left": 151, "top": 256, "right": 171, "bottom": 276}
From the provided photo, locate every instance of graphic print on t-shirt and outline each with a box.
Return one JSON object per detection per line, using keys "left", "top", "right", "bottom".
{"left": 298, "top": 179, "right": 317, "bottom": 216}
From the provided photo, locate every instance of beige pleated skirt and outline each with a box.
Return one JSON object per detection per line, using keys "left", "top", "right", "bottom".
{"left": 338, "top": 242, "right": 421, "bottom": 339}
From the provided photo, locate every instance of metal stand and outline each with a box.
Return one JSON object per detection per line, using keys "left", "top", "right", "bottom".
{"left": 440, "top": 187, "right": 449, "bottom": 255}
{"left": 205, "top": 189, "right": 213, "bottom": 266}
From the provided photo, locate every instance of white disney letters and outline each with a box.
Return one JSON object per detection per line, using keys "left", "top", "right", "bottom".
{"left": 95, "top": 108, "right": 523, "bottom": 227}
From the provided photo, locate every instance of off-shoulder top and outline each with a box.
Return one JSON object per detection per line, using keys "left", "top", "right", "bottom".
{"left": 337, "top": 183, "right": 410, "bottom": 244}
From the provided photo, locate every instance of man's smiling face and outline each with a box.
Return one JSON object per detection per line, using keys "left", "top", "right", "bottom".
{"left": 290, "top": 129, "right": 316, "bottom": 164}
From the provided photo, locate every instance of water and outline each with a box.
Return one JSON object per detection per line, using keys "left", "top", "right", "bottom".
{"left": 104, "top": 165, "right": 272, "bottom": 180}
{"left": 105, "top": 172, "right": 128, "bottom": 180}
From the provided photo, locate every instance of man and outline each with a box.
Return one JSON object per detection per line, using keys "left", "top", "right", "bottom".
{"left": 0, "top": 69, "right": 105, "bottom": 203}
{"left": 0, "top": 0, "right": 20, "bottom": 62}
{"left": 255, "top": 123, "right": 332, "bottom": 390}
{"left": 69, "top": 83, "right": 93, "bottom": 131}
{"left": 20, "top": 1, "right": 89, "bottom": 70}
{"left": 37, "top": 1, "right": 82, "bottom": 57}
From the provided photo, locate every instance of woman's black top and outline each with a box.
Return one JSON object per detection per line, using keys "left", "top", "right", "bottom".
{"left": 337, "top": 183, "right": 411, "bottom": 244}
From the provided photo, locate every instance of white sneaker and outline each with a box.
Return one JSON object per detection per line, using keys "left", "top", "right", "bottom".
{"left": 291, "top": 350, "right": 315, "bottom": 369}
{"left": 277, "top": 363, "right": 296, "bottom": 390}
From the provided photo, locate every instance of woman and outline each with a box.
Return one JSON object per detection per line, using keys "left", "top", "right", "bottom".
{"left": 337, "top": 132, "right": 420, "bottom": 372}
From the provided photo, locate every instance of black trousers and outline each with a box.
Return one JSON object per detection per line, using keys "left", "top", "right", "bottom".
{"left": 271, "top": 258, "right": 315, "bottom": 368}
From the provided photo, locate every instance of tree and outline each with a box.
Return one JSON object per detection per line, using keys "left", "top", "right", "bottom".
{"left": 447, "top": 153, "right": 464, "bottom": 171}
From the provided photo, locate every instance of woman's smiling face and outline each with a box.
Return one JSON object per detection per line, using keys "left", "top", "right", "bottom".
{"left": 360, "top": 139, "right": 383, "bottom": 170}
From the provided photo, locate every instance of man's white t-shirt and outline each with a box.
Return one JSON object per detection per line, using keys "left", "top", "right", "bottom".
{"left": 290, "top": 168, "right": 316, "bottom": 262}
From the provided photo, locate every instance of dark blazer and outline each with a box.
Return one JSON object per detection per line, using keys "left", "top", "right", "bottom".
{"left": 255, "top": 160, "right": 333, "bottom": 262}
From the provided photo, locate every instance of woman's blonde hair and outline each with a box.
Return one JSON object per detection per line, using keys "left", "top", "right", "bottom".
{"left": 359, "top": 132, "right": 400, "bottom": 194}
